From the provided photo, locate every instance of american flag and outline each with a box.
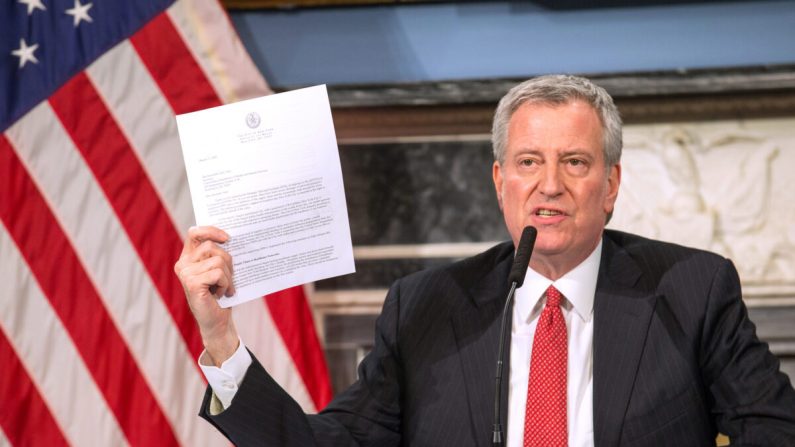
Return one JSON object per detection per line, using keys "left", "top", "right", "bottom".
{"left": 0, "top": 0, "right": 332, "bottom": 445}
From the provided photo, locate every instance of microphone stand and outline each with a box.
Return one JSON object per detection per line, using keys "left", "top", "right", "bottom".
{"left": 492, "top": 281, "right": 518, "bottom": 446}
{"left": 491, "top": 225, "right": 535, "bottom": 446}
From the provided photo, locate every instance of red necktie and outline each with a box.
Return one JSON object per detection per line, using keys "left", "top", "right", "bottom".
{"left": 523, "top": 285, "right": 567, "bottom": 447}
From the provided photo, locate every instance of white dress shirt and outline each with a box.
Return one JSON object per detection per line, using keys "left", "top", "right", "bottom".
{"left": 201, "top": 242, "right": 602, "bottom": 444}
{"left": 199, "top": 339, "right": 252, "bottom": 411}
{"left": 506, "top": 240, "right": 601, "bottom": 447}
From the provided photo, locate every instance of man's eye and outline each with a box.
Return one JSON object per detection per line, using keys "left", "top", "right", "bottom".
{"left": 568, "top": 159, "right": 583, "bottom": 166}
{"left": 520, "top": 159, "right": 535, "bottom": 166}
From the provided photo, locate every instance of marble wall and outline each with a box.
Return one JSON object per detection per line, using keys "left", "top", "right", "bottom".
{"left": 314, "top": 113, "right": 795, "bottom": 394}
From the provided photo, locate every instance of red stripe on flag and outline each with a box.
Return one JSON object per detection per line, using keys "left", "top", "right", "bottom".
{"left": 0, "top": 135, "right": 180, "bottom": 447}
{"left": 48, "top": 73, "right": 204, "bottom": 361}
{"left": 132, "top": 11, "right": 335, "bottom": 405}
{"left": 266, "top": 287, "right": 333, "bottom": 409}
{"left": 130, "top": 12, "right": 222, "bottom": 115}
{"left": 0, "top": 326, "right": 69, "bottom": 447}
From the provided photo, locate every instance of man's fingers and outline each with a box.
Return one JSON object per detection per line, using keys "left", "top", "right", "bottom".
{"left": 188, "top": 268, "right": 230, "bottom": 300}
{"left": 188, "top": 225, "right": 229, "bottom": 243}
{"left": 226, "top": 280, "right": 236, "bottom": 297}
{"left": 211, "top": 256, "right": 234, "bottom": 298}
{"left": 186, "top": 239, "right": 230, "bottom": 263}
{"left": 184, "top": 226, "right": 229, "bottom": 252}
{"left": 174, "top": 226, "right": 237, "bottom": 300}
{"left": 178, "top": 255, "right": 234, "bottom": 299}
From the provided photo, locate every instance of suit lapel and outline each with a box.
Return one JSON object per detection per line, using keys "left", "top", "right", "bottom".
{"left": 593, "top": 235, "right": 658, "bottom": 447}
{"left": 446, "top": 237, "right": 659, "bottom": 446}
{"left": 449, "top": 245, "right": 513, "bottom": 447}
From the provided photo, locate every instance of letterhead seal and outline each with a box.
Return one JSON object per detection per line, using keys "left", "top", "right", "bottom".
{"left": 245, "top": 112, "right": 261, "bottom": 129}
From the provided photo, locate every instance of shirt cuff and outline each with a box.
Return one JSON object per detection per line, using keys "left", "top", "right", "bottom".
{"left": 198, "top": 339, "right": 252, "bottom": 412}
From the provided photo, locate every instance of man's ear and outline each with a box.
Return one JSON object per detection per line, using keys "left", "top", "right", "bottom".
{"left": 604, "top": 163, "right": 621, "bottom": 215}
{"left": 493, "top": 161, "right": 504, "bottom": 211}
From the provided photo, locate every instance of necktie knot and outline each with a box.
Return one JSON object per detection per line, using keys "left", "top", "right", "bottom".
{"left": 545, "top": 285, "right": 562, "bottom": 308}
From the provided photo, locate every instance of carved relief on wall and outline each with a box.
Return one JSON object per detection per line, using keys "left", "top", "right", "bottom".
{"left": 608, "top": 117, "right": 795, "bottom": 292}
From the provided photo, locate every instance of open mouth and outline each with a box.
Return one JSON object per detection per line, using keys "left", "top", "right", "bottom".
{"left": 536, "top": 209, "right": 563, "bottom": 217}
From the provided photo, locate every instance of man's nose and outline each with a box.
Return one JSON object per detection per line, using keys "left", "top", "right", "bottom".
{"left": 539, "top": 163, "right": 564, "bottom": 197}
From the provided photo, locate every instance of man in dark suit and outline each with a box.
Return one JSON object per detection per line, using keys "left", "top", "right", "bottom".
{"left": 175, "top": 75, "right": 795, "bottom": 446}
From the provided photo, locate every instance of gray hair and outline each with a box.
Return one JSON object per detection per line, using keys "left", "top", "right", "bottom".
{"left": 491, "top": 74, "right": 622, "bottom": 167}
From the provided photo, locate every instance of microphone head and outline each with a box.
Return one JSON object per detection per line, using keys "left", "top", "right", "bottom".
{"left": 508, "top": 226, "right": 537, "bottom": 287}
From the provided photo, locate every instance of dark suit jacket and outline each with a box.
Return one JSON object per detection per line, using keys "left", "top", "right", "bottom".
{"left": 201, "top": 230, "right": 795, "bottom": 446}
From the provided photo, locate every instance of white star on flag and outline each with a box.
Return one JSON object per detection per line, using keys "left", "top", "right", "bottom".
{"left": 65, "top": 0, "right": 93, "bottom": 27}
{"left": 18, "top": 0, "right": 46, "bottom": 15}
{"left": 11, "top": 38, "right": 39, "bottom": 68}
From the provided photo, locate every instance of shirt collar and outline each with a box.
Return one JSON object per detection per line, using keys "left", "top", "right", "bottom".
{"left": 514, "top": 239, "right": 602, "bottom": 324}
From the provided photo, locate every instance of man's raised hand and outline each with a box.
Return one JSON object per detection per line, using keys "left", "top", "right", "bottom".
{"left": 174, "top": 226, "right": 239, "bottom": 366}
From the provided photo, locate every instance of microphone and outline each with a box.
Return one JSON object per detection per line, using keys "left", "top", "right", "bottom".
{"left": 492, "top": 226, "right": 537, "bottom": 446}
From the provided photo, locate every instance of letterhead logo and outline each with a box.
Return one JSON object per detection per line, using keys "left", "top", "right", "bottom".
{"left": 245, "top": 112, "right": 261, "bottom": 129}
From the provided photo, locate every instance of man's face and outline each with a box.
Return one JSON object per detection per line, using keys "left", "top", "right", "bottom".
{"left": 492, "top": 100, "right": 621, "bottom": 276}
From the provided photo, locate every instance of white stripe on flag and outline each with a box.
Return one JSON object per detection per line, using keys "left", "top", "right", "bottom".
{"left": 0, "top": 224, "right": 128, "bottom": 447}
{"left": 167, "top": 0, "right": 271, "bottom": 104}
{"left": 0, "top": 422, "right": 11, "bottom": 446}
{"left": 233, "top": 300, "right": 317, "bottom": 413}
{"left": 86, "top": 41, "right": 195, "bottom": 233}
{"left": 5, "top": 103, "right": 227, "bottom": 447}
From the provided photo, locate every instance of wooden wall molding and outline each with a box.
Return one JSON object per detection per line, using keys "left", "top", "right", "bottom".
{"left": 325, "top": 65, "right": 795, "bottom": 106}
{"left": 324, "top": 65, "right": 795, "bottom": 141}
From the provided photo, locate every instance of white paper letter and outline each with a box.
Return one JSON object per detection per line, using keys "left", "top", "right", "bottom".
{"left": 176, "top": 85, "right": 355, "bottom": 307}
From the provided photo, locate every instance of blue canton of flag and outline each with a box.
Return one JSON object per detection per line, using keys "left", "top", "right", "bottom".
{"left": 1, "top": 0, "right": 173, "bottom": 133}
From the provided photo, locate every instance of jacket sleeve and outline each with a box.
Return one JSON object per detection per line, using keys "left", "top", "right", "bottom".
{"left": 199, "top": 279, "right": 405, "bottom": 447}
{"left": 700, "top": 259, "right": 795, "bottom": 445}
